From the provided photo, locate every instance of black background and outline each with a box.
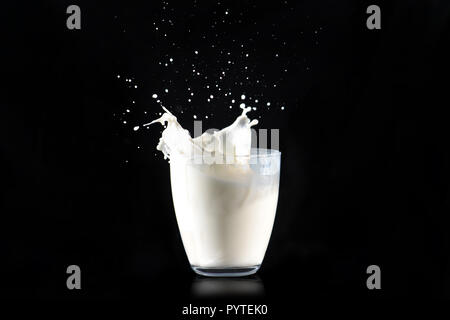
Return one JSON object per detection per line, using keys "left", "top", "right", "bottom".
{"left": 1, "top": 0, "right": 450, "bottom": 309}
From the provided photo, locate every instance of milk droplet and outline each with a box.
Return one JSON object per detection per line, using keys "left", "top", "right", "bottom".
{"left": 117, "top": 75, "right": 120, "bottom": 78}
{"left": 231, "top": 99, "right": 235, "bottom": 103}
{"left": 241, "top": 95, "right": 246, "bottom": 100}
{"left": 240, "top": 103, "right": 246, "bottom": 108}
{"left": 134, "top": 85, "right": 138, "bottom": 88}
{"left": 255, "top": 99, "right": 259, "bottom": 103}
{"left": 123, "top": 121, "right": 127, "bottom": 124}
{"left": 193, "top": 115, "right": 197, "bottom": 119}
{"left": 210, "top": 95, "right": 214, "bottom": 99}
{"left": 165, "top": 89, "right": 169, "bottom": 93}
{"left": 126, "top": 109, "right": 130, "bottom": 112}
{"left": 267, "top": 102, "right": 271, "bottom": 106}
{"left": 133, "top": 126, "right": 140, "bottom": 131}
{"left": 281, "top": 106, "right": 285, "bottom": 110}
{"left": 169, "top": 58, "right": 173, "bottom": 62}
{"left": 194, "top": 50, "right": 198, "bottom": 54}
{"left": 152, "top": 94, "right": 158, "bottom": 99}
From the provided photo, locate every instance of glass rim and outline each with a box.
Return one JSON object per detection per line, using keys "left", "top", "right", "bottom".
{"left": 243, "top": 148, "right": 281, "bottom": 158}
{"left": 171, "top": 148, "right": 281, "bottom": 162}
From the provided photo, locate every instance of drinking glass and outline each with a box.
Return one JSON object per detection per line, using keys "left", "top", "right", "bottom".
{"left": 169, "top": 148, "right": 281, "bottom": 277}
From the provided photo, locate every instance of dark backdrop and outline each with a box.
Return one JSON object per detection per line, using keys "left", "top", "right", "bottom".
{"left": 1, "top": 0, "right": 450, "bottom": 308}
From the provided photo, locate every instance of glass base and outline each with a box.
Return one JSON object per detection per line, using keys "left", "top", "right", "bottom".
{"left": 191, "top": 265, "right": 260, "bottom": 277}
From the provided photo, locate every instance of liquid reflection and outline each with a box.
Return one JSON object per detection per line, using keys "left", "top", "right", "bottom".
{"left": 191, "top": 276, "right": 265, "bottom": 299}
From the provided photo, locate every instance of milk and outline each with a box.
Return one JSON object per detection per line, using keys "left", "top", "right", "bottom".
{"left": 151, "top": 106, "right": 280, "bottom": 272}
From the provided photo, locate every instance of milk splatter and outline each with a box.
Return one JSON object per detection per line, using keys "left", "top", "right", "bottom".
{"left": 146, "top": 105, "right": 257, "bottom": 161}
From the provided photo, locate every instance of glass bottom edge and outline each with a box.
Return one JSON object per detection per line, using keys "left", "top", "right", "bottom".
{"left": 191, "top": 265, "right": 260, "bottom": 277}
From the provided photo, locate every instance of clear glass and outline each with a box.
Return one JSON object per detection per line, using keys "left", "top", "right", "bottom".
{"left": 169, "top": 148, "right": 281, "bottom": 277}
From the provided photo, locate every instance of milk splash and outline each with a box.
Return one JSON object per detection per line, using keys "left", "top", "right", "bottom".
{"left": 147, "top": 105, "right": 258, "bottom": 164}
